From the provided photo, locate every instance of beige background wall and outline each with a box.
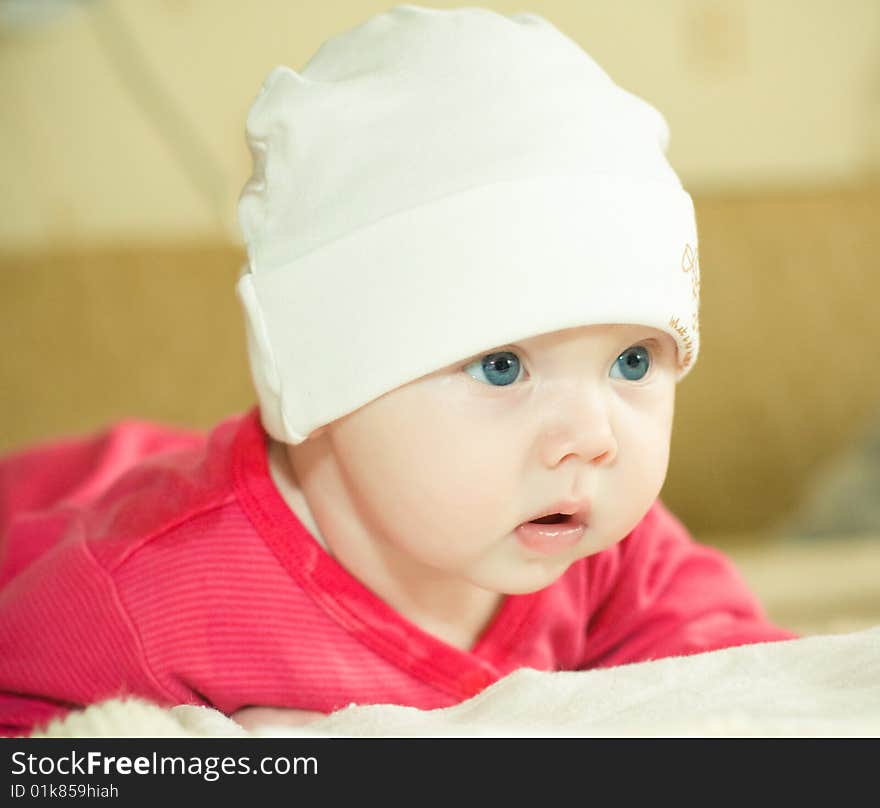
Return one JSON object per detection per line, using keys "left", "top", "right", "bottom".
{"left": 1, "top": 0, "right": 879, "bottom": 249}
{"left": 2, "top": 1, "right": 880, "bottom": 544}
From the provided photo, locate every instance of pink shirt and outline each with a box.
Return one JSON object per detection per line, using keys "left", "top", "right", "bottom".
{"left": 0, "top": 408, "right": 796, "bottom": 736}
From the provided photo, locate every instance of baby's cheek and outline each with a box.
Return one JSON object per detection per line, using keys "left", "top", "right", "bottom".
{"left": 628, "top": 425, "right": 672, "bottom": 505}
{"left": 431, "top": 438, "right": 510, "bottom": 504}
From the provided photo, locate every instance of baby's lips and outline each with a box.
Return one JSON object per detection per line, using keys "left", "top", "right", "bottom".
{"left": 521, "top": 498, "right": 591, "bottom": 527}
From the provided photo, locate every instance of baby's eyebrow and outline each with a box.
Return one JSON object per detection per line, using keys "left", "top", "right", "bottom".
{"left": 461, "top": 344, "right": 517, "bottom": 362}
{"left": 617, "top": 331, "right": 663, "bottom": 346}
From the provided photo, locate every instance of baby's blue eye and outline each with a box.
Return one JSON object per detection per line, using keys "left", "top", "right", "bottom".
{"left": 611, "top": 345, "right": 651, "bottom": 381}
{"left": 464, "top": 351, "right": 524, "bottom": 387}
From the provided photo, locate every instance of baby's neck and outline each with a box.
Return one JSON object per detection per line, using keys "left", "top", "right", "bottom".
{"left": 396, "top": 586, "right": 505, "bottom": 651}
{"left": 266, "top": 437, "right": 330, "bottom": 551}
{"left": 265, "top": 437, "right": 504, "bottom": 652}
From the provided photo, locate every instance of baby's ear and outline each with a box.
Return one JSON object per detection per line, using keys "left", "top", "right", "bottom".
{"left": 306, "top": 424, "right": 328, "bottom": 441}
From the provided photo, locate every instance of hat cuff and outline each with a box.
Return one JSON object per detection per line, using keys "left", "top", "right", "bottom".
{"left": 238, "top": 172, "right": 700, "bottom": 444}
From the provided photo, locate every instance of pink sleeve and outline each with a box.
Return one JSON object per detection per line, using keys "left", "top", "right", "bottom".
{"left": 579, "top": 500, "right": 798, "bottom": 669}
{"left": 0, "top": 421, "right": 208, "bottom": 736}
{"left": 0, "top": 421, "right": 203, "bottom": 587}
{"left": 0, "top": 532, "right": 182, "bottom": 737}
{"left": 0, "top": 420, "right": 204, "bottom": 528}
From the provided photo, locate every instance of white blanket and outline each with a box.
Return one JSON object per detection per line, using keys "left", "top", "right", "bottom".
{"left": 33, "top": 626, "right": 880, "bottom": 738}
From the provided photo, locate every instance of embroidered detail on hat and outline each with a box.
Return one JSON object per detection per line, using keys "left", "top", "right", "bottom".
{"left": 682, "top": 243, "right": 700, "bottom": 305}
{"left": 669, "top": 316, "right": 694, "bottom": 370}
{"left": 677, "top": 242, "right": 701, "bottom": 362}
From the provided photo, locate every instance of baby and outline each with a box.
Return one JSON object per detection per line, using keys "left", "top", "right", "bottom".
{"left": 0, "top": 5, "right": 795, "bottom": 736}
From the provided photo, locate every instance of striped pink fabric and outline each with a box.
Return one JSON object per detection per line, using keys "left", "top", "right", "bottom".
{"left": 0, "top": 408, "right": 797, "bottom": 736}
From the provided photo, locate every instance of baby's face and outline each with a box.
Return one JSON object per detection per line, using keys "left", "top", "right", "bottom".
{"left": 290, "top": 323, "right": 677, "bottom": 596}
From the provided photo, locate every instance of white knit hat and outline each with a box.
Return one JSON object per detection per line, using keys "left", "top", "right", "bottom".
{"left": 237, "top": 4, "right": 701, "bottom": 444}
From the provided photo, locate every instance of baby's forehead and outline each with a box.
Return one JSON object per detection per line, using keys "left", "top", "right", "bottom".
{"left": 484, "top": 324, "right": 673, "bottom": 360}
{"left": 427, "top": 323, "right": 673, "bottom": 376}
{"left": 518, "top": 323, "right": 666, "bottom": 349}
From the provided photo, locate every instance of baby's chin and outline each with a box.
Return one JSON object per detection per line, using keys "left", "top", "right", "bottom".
{"left": 468, "top": 555, "right": 581, "bottom": 596}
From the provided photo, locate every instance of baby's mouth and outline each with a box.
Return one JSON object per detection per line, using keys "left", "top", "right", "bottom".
{"left": 520, "top": 498, "right": 592, "bottom": 530}
{"left": 515, "top": 504, "right": 589, "bottom": 555}
{"left": 528, "top": 513, "right": 572, "bottom": 525}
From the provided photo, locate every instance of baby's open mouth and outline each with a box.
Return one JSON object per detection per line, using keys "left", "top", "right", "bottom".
{"left": 521, "top": 500, "right": 591, "bottom": 530}
{"left": 529, "top": 513, "right": 571, "bottom": 524}
{"left": 516, "top": 506, "right": 588, "bottom": 555}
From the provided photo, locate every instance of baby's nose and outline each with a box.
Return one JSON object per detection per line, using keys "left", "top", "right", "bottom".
{"left": 541, "top": 387, "right": 618, "bottom": 467}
